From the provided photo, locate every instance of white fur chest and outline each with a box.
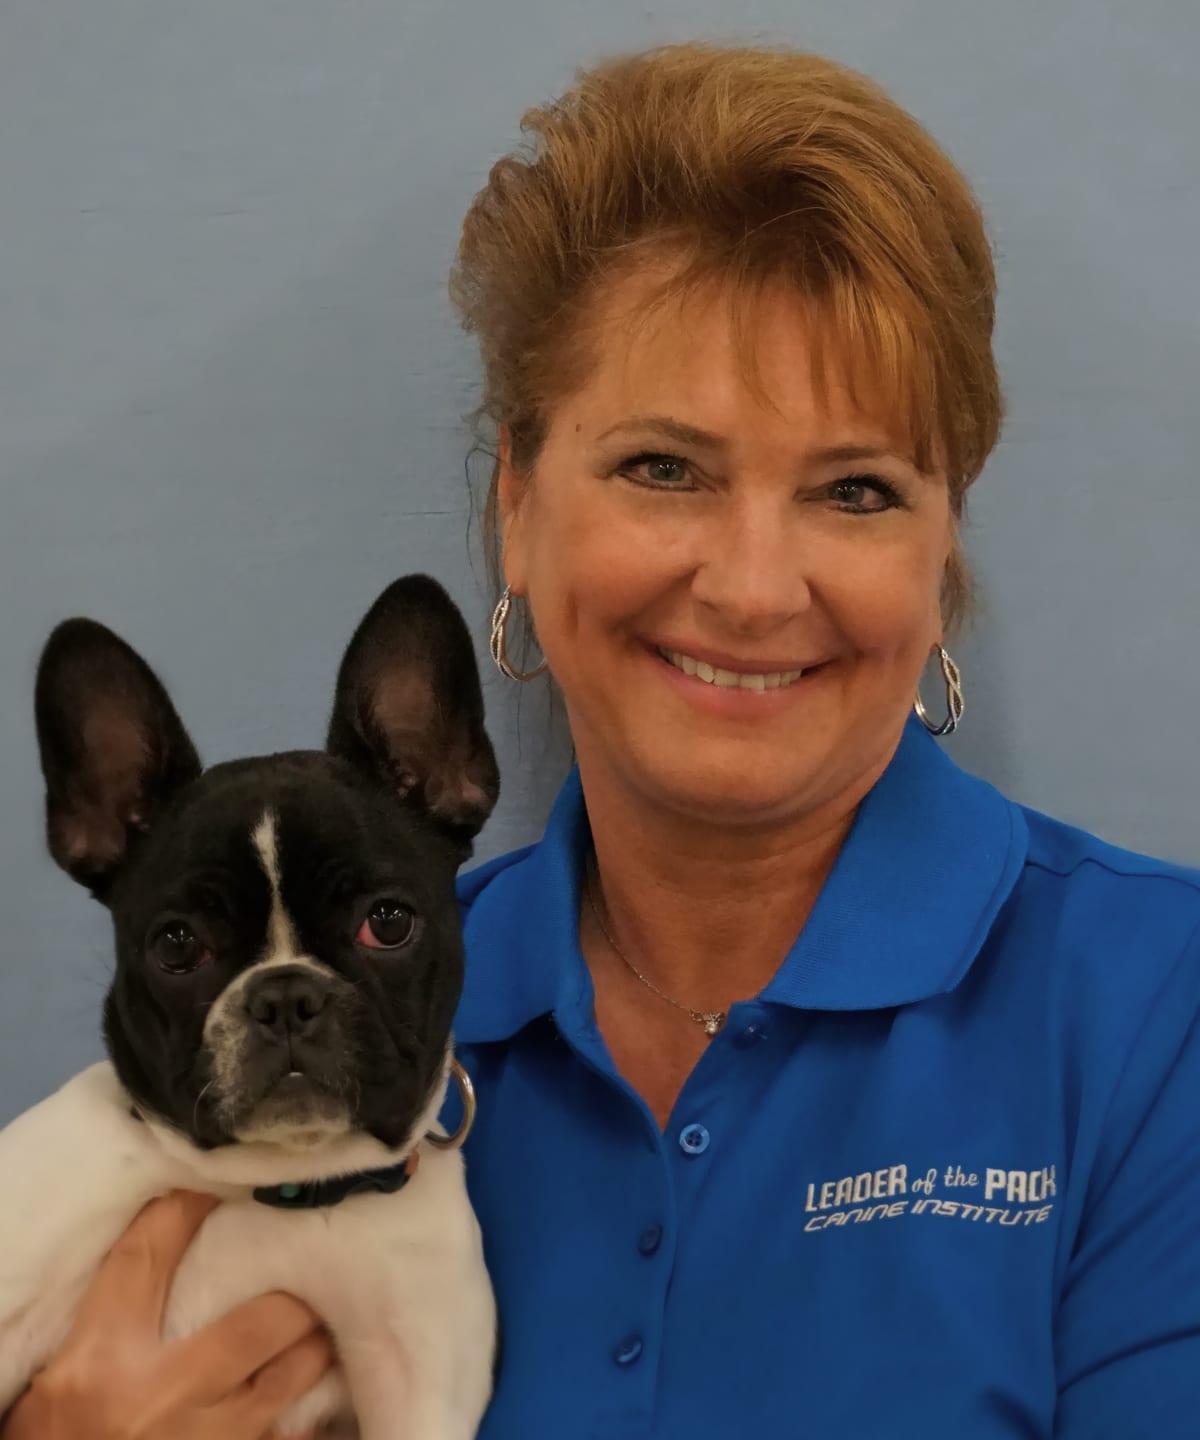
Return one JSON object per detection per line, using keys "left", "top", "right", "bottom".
{"left": 0, "top": 1064, "right": 495, "bottom": 1440}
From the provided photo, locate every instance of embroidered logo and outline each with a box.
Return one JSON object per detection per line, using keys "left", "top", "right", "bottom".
{"left": 802, "top": 1163, "right": 1057, "bottom": 1233}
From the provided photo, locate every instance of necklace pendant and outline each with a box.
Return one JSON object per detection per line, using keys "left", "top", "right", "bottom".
{"left": 699, "top": 1011, "right": 727, "bottom": 1037}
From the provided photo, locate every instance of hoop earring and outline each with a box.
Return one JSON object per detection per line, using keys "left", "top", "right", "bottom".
{"left": 489, "top": 585, "right": 548, "bottom": 682}
{"left": 914, "top": 644, "right": 964, "bottom": 736}
{"left": 425, "top": 1058, "right": 477, "bottom": 1151}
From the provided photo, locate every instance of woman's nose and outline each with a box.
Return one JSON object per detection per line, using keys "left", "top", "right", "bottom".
{"left": 690, "top": 502, "right": 813, "bottom": 635}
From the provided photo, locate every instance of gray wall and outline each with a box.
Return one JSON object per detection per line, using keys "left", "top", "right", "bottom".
{"left": 1, "top": 0, "right": 1196, "bottom": 1123}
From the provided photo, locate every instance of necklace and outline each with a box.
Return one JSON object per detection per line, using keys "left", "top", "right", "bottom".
{"left": 584, "top": 867, "right": 727, "bottom": 1038}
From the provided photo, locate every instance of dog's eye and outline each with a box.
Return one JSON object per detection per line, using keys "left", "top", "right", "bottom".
{"left": 150, "top": 920, "right": 212, "bottom": 976}
{"left": 356, "top": 900, "right": 417, "bottom": 950}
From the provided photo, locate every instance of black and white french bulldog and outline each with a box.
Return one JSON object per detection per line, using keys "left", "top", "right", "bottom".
{"left": 0, "top": 575, "right": 500, "bottom": 1439}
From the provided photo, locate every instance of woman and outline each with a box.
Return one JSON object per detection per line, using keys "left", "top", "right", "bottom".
{"left": 6, "top": 43, "right": 1199, "bottom": 1440}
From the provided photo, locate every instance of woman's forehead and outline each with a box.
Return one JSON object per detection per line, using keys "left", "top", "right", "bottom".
{"left": 562, "top": 266, "right": 925, "bottom": 463}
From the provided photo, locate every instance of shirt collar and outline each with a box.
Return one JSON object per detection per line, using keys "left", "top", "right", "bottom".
{"left": 454, "top": 717, "right": 1028, "bottom": 1043}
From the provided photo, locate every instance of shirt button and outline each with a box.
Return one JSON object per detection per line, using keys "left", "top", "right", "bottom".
{"left": 734, "top": 1021, "right": 768, "bottom": 1047}
{"left": 613, "top": 1335, "right": 644, "bottom": 1367}
{"left": 638, "top": 1224, "right": 663, "bottom": 1255}
{"left": 679, "top": 1123, "right": 710, "bottom": 1155}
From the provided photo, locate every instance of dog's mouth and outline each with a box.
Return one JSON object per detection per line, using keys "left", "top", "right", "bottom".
{"left": 267, "top": 1067, "right": 337, "bottom": 1103}
{"left": 215, "top": 1057, "right": 356, "bottom": 1147}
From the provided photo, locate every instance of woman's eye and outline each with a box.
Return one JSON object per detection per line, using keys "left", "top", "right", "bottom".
{"left": 620, "top": 452, "right": 692, "bottom": 488}
{"left": 356, "top": 899, "right": 417, "bottom": 951}
{"left": 150, "top": 921, "right": 212, "bottom": 976}
{"left": 830, "top": 475, "right": 901, "bottom": 513}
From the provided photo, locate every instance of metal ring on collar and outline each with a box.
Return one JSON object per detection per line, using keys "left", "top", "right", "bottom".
{"left": 425, "top": 1058, "right": 477, "bottom": 1151}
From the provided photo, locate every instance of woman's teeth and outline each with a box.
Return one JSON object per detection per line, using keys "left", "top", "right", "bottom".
{"left": 660, "top": 649, "right": 806, "bottom": 691}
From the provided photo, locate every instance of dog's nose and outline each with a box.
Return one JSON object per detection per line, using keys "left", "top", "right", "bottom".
{"left": 246, "top": 968, "right": 331, "bottom": 1041}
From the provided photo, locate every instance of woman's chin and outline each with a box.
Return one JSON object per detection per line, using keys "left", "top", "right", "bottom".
{"left": 623, "top": 746, "right": 839, "bottom": 831}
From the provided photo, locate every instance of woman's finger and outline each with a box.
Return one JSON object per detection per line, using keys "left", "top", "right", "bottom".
{"left": 226, "top": 1330, "right": 337, "bottom": 1435}
{"left": 164, "top": 1290, "right": 325, "bottom": 1406}
{"left": 75, "top": 1191, "right": 221, "bottom": 1335}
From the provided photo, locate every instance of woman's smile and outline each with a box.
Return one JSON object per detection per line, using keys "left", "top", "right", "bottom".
{"left": 645, "top": 642, "right": 831, "bottom": 720}
{"left": 652, "top": 644, "right": 816, "bottom": 688}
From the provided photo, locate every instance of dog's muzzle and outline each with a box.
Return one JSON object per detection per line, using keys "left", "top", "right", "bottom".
{"left": 202, "top": 961, "right": 359, "bottom": 1141}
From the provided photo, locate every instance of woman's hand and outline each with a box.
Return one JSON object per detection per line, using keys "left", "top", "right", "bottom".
{"left": 1, "top": 1190, "right": 334, "bottom": 1440}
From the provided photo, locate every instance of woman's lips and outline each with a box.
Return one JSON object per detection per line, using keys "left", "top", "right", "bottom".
{"left": 653, "top": 644, "right": 822, "bottom": 692}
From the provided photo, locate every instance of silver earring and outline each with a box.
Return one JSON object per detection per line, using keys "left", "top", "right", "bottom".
{"left": 914, "top": 644, "right": 964, "bottom": 736}
{"left": 489, "top": 586, "right": 549, "bottom": 682}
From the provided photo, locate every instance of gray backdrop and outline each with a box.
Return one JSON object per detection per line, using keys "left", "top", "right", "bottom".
{"left": 2, "top": 0, "right": 1196, "bottom": 1123}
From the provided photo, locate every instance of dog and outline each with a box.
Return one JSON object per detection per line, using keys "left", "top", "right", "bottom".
{"left": 0, "top": 574, "right": 499, "bottom": 1439}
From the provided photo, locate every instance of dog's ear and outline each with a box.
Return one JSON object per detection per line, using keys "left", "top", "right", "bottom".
{"left": 35, "top": 620, "right": 202, "bottom": 898}
{"left": 327, "top": 575, "right": 499, "bottom": 848}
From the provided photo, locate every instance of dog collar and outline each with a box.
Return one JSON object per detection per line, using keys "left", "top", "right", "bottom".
{"left": 253, "top": 1148, "right": 420, "bottom": 1209}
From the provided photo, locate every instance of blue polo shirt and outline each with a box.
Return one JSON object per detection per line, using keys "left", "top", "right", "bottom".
{"left": 451, "top": 720, "right": 1200, "bottom": 1439}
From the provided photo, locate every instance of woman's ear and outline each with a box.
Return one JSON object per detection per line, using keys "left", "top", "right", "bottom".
{"left": 495, "top": 424, "right": 530, "bottom": 594}
{"left": 940, "top": 532, "right": 971, "bottom": 635}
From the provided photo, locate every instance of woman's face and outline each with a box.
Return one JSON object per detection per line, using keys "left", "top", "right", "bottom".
{"left": 500, "top": 270, "right": 954, "bottom": 829}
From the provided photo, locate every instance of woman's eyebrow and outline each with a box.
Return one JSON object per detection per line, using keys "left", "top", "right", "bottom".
{"left": 807, "top": 442, "right": 910, "bottom": 466}
{"left": 596, "top": 415, "right": 727, "bottom": 450}
{"left": 596, "top": 418, "right": 911, "bottom": 468}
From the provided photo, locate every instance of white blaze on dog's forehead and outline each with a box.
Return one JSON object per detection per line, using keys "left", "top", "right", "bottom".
{"left": 251, "top": 810, "right": 299, "bottom": 960}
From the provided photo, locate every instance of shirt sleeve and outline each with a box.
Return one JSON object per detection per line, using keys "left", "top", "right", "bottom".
{"left": 1054, "top": 927, "right": 1200, "bottom": 1438}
